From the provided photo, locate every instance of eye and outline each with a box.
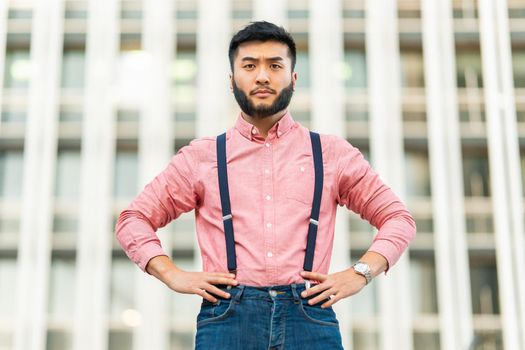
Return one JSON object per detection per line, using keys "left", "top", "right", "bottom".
{"left": 270, "top": 64, "right": 282, "bottom": 69}
{"left": 244, "top": 64, "right": 255, "bottom": 69}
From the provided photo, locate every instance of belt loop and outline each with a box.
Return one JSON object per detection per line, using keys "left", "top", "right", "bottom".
{"left": 291, "top": 284, "right": 300, "bottom": 304}
{"left": 232, "top": 285, "right": 245, "bottom": 304}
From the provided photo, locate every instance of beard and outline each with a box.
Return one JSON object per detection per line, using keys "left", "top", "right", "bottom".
{"left": 232, "top": 78, "right": 294, "bottom": 119}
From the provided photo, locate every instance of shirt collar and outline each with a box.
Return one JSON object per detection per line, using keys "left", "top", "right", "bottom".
{"left": 234, "top": 110, "right": 295, "bottom": 141}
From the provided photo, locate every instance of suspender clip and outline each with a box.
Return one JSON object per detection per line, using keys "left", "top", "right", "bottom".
{"left": 305, "top": 279, "right": 311, "bottom": 289}
{"left": 222, "top": 214, "right": 233, "bottom": 221}
{"left": 309, "top": 218, "right": 319, "bottom": 226}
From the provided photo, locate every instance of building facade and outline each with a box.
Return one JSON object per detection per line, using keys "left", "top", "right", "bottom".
{"left": 1, "top": 0, "right": 525, "bottom": 349}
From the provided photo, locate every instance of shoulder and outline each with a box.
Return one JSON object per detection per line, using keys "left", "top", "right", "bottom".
{"left": 308, "top": 132, "right": 359, "bottom": 154}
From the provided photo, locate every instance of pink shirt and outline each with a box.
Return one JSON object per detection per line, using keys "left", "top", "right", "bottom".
{"left": 115, "top": 111, "right": 416, "bottom": 286}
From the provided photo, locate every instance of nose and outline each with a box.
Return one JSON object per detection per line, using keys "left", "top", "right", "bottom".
{"left": 255, "top": 67, "right": 270, "bottom": 84}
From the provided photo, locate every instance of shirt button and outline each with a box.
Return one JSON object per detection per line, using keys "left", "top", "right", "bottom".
{"left": 265, "top": 195, "right": 271, "bottom": 201}
{"left": 251, "top": 129, "right": 257, "bottom": 134}
{"left": 278, "top": 131, "right": 282, "bottom": 136}
{"left": 264, "top": 169, "right": 270, "bottom": 174}
{"left": 300, "top": 167, "right": 305, "bottom": 172}
{"left": 267, "top": 252, "right": 273, "bottom": 258}
{"left": 265, "top": 143, "right": 270, "bottom": 147}
{"left": 266, "top": 222, "right": 272, "bottom": 228}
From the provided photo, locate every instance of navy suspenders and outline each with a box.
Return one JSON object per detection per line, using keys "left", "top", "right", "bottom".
{"left": 216, "top": 131, "right": 324, "bottom": 278}
{"left": 216, "top": 133, "right": 237, "bottom": 274}
{"left": 303, "top": 132, "right": 324, "bottom": 272}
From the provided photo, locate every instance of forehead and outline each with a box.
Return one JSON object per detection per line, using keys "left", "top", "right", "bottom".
{"left": 235, "top": 40, "right": 291, "bottom": 63}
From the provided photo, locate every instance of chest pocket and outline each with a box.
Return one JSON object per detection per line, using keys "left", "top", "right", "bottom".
{"left": 283, "top": 157, "right": 315, "bottom": 206}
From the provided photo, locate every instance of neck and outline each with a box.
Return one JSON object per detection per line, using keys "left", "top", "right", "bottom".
{"left": 241, "top": 109, "right": 287, "bottom": 139}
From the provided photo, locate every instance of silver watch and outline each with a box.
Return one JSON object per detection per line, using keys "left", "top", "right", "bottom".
{"left": 352, "top": 261, "right": 372, "bottom": 285}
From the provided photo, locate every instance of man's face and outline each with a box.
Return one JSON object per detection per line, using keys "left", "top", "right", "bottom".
{"left": 230, "top": 40, "right": 297, "bottom": 119}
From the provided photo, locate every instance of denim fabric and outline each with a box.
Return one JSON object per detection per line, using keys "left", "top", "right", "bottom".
{"left": 194, "top": 283, "right": 344, "bottom": 350}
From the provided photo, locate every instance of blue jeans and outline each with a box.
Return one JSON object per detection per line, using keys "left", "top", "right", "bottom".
{"left": 194, "top": 283, "right": 344, "bottom": 350}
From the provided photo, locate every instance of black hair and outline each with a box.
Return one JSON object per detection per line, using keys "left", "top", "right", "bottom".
{"left": 228, "top": 21, "right": 297, "bottom": 72}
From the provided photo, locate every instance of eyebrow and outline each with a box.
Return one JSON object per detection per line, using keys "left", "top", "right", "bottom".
{"left": 240, "top": 56, "right": 284, "bottom": 62}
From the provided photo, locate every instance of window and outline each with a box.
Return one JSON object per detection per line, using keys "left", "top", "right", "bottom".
{"left": 344, "top": 49, "right": 367, "bottom": 89}
{"left": 48, "top": 255, "right": 76, "bottom": 318}
{"left": 172, "top": 50, "right": 197, "bottom": 105}
{"left": 401, "top": 51, "right": 424, "bottom": 88}
{"left": 108, "top": 331, "right": 132, "bottom": 350}
{"left": 8, "top": 9, "right": 32, "bottom": 19}
{"left": 353, "top": 331, "right": 379, "bottom": 350}
{"left": 0, "top": 150, "right": 24, "bottom": 198}
{"left": 410, "top": 255, "right": 438, "bottom": 314}
{"left": 413, "top": 332, "right": 440, "bottom": 350}
{"left": 456, "top": 50, "right": 483, "bottom": 88}
{"left": 512, "top": 49, "right": 525, "bottom": 88}
{"left": 1, "top": 110, "right": 25, "bottom": 123}
{"left": 521, "top": 155, "right": 525, "bottom": 196}
{"left": 114, "top": 151, "right": 138, "bottom": 198}
{"left": 117, "top": 110, "right": 139, "bottom": 122}
{"left": 109, "top": 257, "right": 135, "bottom": 318}
{"left": 470, "top": 256, "right": 500, "bottom": 314}
{"left": 0, "top": 258, "right": 17, "bottom": 318}
{"left": 404, "top": 150, "right": 432, "bottom": 197}
{"left": 295, "top": 51, "right": 310, "bottom": 89}
{"left": 462, "top": 152, "right": 490, "bottom": 197}
{"left": 61, "top": 49, "right": 85, "bottom": 88}
{"left": 452, "top": 0, "right": 478, "bottom": 18}
{"left": 55, "top": 150, "right": 81, "bottom": 198}
{"left": 46, "top": 331, "right": 72, "bottom": 350}
{"left": 3, "top": 49, "right": 31, "bottom": 89}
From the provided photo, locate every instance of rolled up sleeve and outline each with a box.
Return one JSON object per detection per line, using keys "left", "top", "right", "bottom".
{"left": 115, "top": 144, "right": 199, "bottom": 273}
{"left": 334, "top": 137, "right": 416, "bottom": 270}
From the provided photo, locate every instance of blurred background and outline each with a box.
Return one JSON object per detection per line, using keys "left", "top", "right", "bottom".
{"left": 1, "top": 0, "right": 525, "bottom": 349}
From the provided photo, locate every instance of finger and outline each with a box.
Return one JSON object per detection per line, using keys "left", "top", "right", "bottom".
{"left": 300, "top": 282, "right": 330, "bottom": 298}
{"left": 307, "top": 288, "right": 335, "bottom": 305}
{"left": 194, "top": 288, "right": 217, "bottom": 303}
{"left": 209, "top": 272, "right": 237, "bottom": 278}
{"left": 300, "top": 271, "right": 327, "bottom": 282}
{"left": 321, "top": 294, "right": 340, "bottom": 308}
{"left": 207, "top": 276, "right": 239, "bottom": 286}
{"left": 203, "top": 283, "right": 232, "bottom": 299}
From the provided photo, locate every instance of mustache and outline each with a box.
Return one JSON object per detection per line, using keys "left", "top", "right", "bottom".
{"left": 250, "top": 87, "right": 276, "bottom": 95}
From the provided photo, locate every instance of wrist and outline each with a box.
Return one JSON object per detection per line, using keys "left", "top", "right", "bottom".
{"left": 351, "top": 261, "right": 372, "bottom": 285}
{"left": 146, "top": 255, "right": 179, "bottom": 278}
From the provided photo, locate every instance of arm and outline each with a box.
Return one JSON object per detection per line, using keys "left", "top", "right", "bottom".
{"left": 115, "top": 146, "right": 199, "bottom": 273}
{"left": 301, "top": 137, "right": 416, "bottom": 307}
{"left": 115, "top": 144, "right": 238, "bottom": 302}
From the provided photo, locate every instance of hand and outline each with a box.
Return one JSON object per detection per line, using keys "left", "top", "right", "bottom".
{"left": 165, "top": 268, "right": 239, "bottom": 303}
{"left": 300, "top": 268, "right": 367, "bottom": 308}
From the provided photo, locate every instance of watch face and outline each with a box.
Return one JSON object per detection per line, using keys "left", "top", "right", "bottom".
{"left": 354, "top": 263, "right": 369, "bottom": 274}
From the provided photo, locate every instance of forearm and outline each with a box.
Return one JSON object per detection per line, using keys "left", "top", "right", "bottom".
{"left": 145, "top": 255, "right": 182, "bottom": 284}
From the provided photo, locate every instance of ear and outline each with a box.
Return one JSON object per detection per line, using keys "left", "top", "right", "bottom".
{"left": 292, "top": 71, "right": 298, "bottom": 90}
{"left": 229, "top": 73, "right": 233, "bottom": 91}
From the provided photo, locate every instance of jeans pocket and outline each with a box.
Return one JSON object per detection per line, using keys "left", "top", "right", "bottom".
{"left": 197, "top": 298, "right": 235, "bottom": 327}
{"left": 298, "top": 298, "right": 339, "bottom": 327}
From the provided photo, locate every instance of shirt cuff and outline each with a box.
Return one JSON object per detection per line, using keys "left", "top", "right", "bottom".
{"left": 134, "top": 242, "right": 168, "bottom": 274}
{"left": 367, "top": 239, "right": 399, "bottom": 274}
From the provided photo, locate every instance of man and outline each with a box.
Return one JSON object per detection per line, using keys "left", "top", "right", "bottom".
{"left": 116, "top": 21, "right": 416, "bottom": 349}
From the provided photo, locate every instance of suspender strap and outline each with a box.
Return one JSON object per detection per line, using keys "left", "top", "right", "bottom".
{"left": 216, "top": 133, "right": 237, "bottom": 274}
{"left": 303, "top": 131, "right": 324, "bottom": 272}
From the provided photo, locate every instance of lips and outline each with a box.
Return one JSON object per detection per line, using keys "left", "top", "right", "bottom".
{"left": 252, "top": 89, "right": 274, "bottom": 98}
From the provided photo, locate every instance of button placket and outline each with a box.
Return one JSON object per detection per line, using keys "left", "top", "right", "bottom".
{"left": 262, "top": 139, "right": 275, "bottom": 282}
